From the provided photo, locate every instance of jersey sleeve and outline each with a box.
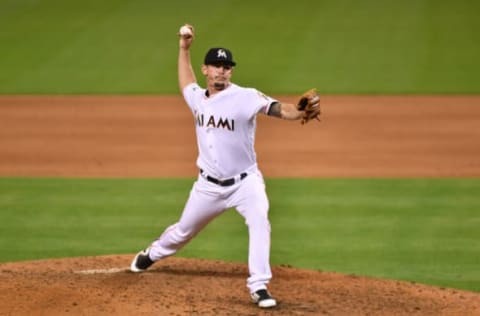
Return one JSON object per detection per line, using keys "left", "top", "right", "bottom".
{"left": 182, "top": 82, "right": 202, "bottom": 112}
{"left": 252, "top": 89, "right": 277, "bottom": 115}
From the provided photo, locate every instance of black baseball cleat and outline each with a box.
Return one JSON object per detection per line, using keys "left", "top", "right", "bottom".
{"left": 251, "top": 289, "right": 277, "bottom": 308}
{"left": 130, "top": 248, "right": 154, "bottom": 272}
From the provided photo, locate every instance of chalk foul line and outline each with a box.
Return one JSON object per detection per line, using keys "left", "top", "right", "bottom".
{"left": 74, "top": 267, "right": 129, "bottom": 275}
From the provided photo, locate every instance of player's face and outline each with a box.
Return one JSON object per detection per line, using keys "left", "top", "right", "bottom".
{"left": 202, "top": 63, "right": 233, "bottom": 91}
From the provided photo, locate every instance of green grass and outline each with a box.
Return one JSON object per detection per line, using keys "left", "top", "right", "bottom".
{"left": 0, "top": 0, "right": 479, "bottom": 94}
{"left": 0, "top": 177, "right": 479, "bottom": 292}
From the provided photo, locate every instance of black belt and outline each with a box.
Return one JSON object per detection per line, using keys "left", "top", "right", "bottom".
{"left": 200, "top": 169, "right": 248, "bottom": 187}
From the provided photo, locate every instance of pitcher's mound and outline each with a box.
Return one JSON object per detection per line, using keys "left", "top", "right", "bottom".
{"left": 1, "top": 255, "right": 479, "bottom": 315}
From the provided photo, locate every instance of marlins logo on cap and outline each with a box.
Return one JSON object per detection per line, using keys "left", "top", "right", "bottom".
{"left": 217, "top": 49, "right": 227, "bottom": 59}
{"left": 204, "top": 47, "right": 236, "bottom": 66}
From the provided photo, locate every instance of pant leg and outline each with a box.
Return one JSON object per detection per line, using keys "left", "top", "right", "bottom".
{"left": 149, "top": 178, "right": 226, "bottom": 261}
{"left": 230, "top": 171, "right": 272, "bottom": 293}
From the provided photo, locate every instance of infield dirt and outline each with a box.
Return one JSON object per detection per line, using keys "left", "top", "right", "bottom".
{"left": 0, "top": 95, "right": 479, "bottom": 315}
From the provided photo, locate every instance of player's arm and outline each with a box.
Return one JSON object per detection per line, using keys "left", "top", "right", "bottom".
{"left": 178, "top": 25, "right": 197, "bottom": 91}
{"left": 267, "top": 102, "right": 304, "bottom": 120}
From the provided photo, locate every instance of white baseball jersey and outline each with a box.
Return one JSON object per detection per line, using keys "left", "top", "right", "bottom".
{"left": 183, "top": 82, "right": 277, "bottom": 179}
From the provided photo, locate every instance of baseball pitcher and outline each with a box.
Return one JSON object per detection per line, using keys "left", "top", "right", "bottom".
{"left": 130, "top": 24, "right": 320, "bottom": 309}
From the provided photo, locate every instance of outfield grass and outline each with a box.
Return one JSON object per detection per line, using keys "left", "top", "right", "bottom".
{"left": 0, "top": 177, "right": 479, "bottom": 292}
{"left": 1, "top": 0, "right": 479, "bottom": 94}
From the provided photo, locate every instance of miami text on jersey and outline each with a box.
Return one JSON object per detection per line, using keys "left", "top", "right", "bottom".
{"left": 195, "top": 113, "right": 235, "bottom": 131}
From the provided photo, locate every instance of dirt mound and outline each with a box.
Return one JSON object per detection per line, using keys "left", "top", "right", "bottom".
{"left": 1, "top": 255, "right": 479, "bottom": 315}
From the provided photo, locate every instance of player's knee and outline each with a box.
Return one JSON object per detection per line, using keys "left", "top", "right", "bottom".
{"left": 172, "top": 226, "right": 195, "bottom": 243}
{"left": 245, "top": 212, "right": 270, "bottom": 229}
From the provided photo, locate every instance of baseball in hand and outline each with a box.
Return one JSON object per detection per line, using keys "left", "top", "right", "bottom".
{"left": 179, "top": 25, "right": 193, "bottom": 38}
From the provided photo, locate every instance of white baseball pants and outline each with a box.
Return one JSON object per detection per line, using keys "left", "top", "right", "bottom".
{"left": 148, "top": 169, "right": 272, "bottom": 293}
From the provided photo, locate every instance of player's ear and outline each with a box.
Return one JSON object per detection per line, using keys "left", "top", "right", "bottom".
{"left": 201, "top": 65, "right": 208, "bottom": 76}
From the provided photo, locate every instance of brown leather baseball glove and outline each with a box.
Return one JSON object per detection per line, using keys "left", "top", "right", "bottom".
{"left": 297, "top": 89, "right": 321, "bottom": 124}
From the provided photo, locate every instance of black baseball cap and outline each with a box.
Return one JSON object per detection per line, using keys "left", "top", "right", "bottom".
{"left": 204, "top": 47, "right": 236, "bottom": 66}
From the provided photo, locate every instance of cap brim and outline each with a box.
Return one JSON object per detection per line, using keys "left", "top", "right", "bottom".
{"left": 205, "top": 60, "right": 236, "bottom": 66}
